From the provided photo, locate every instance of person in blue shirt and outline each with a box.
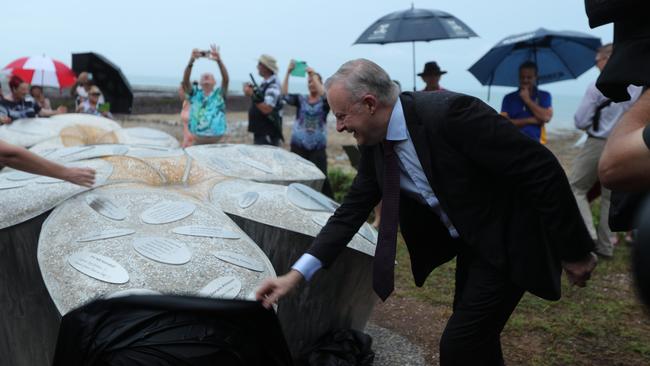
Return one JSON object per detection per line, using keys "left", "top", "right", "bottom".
{"left": 500, "top": 61, "right": 553, "bottom": 144}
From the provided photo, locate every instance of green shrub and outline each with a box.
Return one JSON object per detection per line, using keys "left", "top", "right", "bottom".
{"left": 328, "top": 167, "right": 355, "bottom": 203}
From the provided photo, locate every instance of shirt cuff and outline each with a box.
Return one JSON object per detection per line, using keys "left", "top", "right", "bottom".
{"left": 291, "top": 254, "right": 323, "bottom": 282}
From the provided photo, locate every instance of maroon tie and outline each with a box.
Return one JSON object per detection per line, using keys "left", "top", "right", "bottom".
{"left": 374, "top": 140, "right": 400, "bottom": 301}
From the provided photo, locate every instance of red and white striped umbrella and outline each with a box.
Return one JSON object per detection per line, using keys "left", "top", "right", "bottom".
{"left": 2, "top": 55, "right": 76, "bottom": 88}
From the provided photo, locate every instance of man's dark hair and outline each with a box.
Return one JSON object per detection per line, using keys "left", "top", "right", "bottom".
{"left": 519, "top": 61, "right": 538, "bottom": 75}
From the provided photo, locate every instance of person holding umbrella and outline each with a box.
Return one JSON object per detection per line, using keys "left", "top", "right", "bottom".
{"left": 500, "top": 61, "right": 553, "bottom": 144}
{"left": 418, "top": 61, "right": 446, "bottom": 92}
{"left": 0, "top": 76, "right": 66, "bottom": 124}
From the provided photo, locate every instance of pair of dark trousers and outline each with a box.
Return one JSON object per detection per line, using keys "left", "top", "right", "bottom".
{"left": 290, "top": 144, "right": 333, "bottom": 198}
{"left": 253, "top": 133, "right": 280, "bottom": 146}
{"left": 439, "top": 243, "right": 525, "bottom": 366}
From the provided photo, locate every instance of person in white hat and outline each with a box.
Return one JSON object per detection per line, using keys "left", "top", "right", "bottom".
{"left": 243, "top": 54, "right": 284, "bottom": 146}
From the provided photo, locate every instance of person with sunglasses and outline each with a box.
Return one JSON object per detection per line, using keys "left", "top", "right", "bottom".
{"left": 76, "top": 85, "right": 112, "bottom": 119}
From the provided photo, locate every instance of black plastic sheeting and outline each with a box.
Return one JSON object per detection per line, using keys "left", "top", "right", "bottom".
{"left": 308, "top": 329, "right": 375, "bottom": 366}
{"left": 52, "top": 295, "right": 293, "bottom": 366}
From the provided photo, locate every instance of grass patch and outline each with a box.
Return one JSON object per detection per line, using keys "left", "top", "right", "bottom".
{"left": 328, "top": 164, "right": 650, "bottom": 364}
{"left": 392, "top": 231, "right": 650, "bottom": 365}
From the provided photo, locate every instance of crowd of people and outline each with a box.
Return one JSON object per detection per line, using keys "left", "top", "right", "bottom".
{"left": 0, "top": 71, "right": 111, "bottom": 125}
{"left": 2, "top": 37, "right": 649, "bottom": 364}
{"left": 1, "top": 45, "right": 640, "bottom": 259}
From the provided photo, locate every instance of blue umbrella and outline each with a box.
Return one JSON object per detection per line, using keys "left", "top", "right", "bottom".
{"left": 354, "top": 5, "right": 478, "bottom": 91}
{"left": 468, "top": 28, "right": 601, "bottom": 95}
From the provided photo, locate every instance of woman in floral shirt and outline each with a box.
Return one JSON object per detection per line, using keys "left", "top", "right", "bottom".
{"left": 282, "top": 61, "right": 332, "bottom": 197}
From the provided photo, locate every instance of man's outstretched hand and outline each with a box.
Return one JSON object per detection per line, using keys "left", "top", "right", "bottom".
{"left": 563, "top": 252, "right": 598, "bottom": 287}
{"left": 255, "top": 270, "right": 304, "bottom": 309}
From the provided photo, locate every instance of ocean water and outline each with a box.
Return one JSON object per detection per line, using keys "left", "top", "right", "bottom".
{"left": 129, "top": 75, "right": 582, "bottom": 133}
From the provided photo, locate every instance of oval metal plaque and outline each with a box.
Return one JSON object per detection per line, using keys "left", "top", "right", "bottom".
{"left": 56, "top": 145, "right": 94, "bottom": 159}
{"left": 287, "top": 183, "right": 339, "bottom": 212}
{"left": 0, "top": 181, "right": 29, "bottom": 190}
{"left": 126, "top": 127, "right": 171, "bottom": 141}
{"left": 68, "top": 251, "right": 129, "bottom": 284}
{"left": 133, "top": 236, "right": 192, "bottom": 265}
{"left": 198, "top": 276, "right": 242, "bottom": 299}
{"left": 4, "top": 171, "right": 38, "bottom": 181}
{"left": 311, "top": 213, "right": 332, "bottom": 227}
{"left": 172, "top": 226, "right": 241, "bottom": 239}
{"left": 357, "top": 223, "right": 378, "bottom": 244}
{"left": 238, "top": 192, "right": 259, "bottom": 209}
{"left": 140, "top": 201, "right": 196, "bottom": 225}
{"left": 242, "top": 159, "right": 274, "bottom": 174}
{"left": 35, "top": 176, "right": 65, "bottom": 184}
{"left": 77, "top": 228, "right": 136, "bottom": 243}
{"left": 86, "top": 194, "right": 128, "bottom": 221}
{"left": 209, "top": 157, "right": 231, "bottom": 172}
{"left": 213, "top": 250, "right": 265, "bottom": 272}
{"left": 106, "top": 288, "right": 161, "bottom": 299}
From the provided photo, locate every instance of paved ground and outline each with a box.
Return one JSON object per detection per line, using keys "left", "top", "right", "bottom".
{"left": 366, "top": 322, "right": 427, "bottom": 365}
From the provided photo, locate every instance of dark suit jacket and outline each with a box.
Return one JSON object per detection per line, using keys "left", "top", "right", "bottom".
{"left": 307, "top": 91, "right": 594, "bottom": 301}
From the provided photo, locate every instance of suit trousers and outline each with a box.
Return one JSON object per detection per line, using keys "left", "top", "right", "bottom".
{"left": 569, "top": 136, "right": 612, "bottom": 256}
{"left": 439, "top": 242, "right": 525, "bottom": 366}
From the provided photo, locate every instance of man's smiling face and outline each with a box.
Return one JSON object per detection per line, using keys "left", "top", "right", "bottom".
{"left": 328, "top": 82, "right": 387, "bottom": 146}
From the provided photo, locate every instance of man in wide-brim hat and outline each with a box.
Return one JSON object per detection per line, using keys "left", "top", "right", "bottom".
{"left": 243, "top": 54, "right": 284, "bottom": 146}
{"left": 418, "top": 61, "right": 447, "bottom": 92}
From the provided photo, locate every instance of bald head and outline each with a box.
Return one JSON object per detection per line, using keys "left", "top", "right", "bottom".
{"left": 324, "top": 59, "right": 399, "bottom": 106}
{"left": 200, "top": 72, "right": 216, "bottom": 92}
{"left": 78, "top": 72, "right": 89, "bottom": 84}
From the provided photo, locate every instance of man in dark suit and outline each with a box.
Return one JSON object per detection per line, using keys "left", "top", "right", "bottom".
{"left": 256, "top": 59, "right": 598, "bottom": 365}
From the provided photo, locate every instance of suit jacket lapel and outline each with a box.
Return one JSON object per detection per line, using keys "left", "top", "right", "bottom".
{"left": 400, "top": 94, "right": 435, "bottom": 190}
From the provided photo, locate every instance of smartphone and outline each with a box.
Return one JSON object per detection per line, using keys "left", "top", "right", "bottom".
{"left": 291, "top": 60, "right": 308, "bottom": 77}
{"left": 98, "top": 103, "right": 111, "bottom": 113}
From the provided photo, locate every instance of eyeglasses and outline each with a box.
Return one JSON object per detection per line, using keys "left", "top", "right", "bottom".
{"left": 90, "top": 93, "right": 101, "bottom": 96}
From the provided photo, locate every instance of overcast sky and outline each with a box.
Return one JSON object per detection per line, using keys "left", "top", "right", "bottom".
{"left": 3, "top": 0, "right": 612, "bottom": 96}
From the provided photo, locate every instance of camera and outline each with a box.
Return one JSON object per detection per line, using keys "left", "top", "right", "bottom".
{"left": 199, "top": 50, "right": 210, "bottom": 57}
{"left": 585, "top": 0, "right": 650, "bottom": 101}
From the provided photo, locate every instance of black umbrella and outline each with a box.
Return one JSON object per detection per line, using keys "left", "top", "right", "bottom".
{"left": 354, "top": 5, "right": 478, "bottom": 91}
{"left": 72, "top": 52, "right": 133, "bottom": 114}
{"left": 52, "top": 295, "right": 294, "bottom": 366}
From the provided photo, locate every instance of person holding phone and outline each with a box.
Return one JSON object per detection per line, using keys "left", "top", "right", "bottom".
{"left": 76, "top": 85, "right": 113, "bottom": 119}
{"left": 181, "top": 44, "right": 229, "bottom": 147}
{"left": 282, "top": 60, "right": 333, "bottom": 197}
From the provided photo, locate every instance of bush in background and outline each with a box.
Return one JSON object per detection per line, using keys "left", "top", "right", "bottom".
{"left": 328, "top": 167, "right": 355, "bottom": 203}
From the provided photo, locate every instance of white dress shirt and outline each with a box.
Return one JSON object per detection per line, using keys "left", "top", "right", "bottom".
{"left": 292, "top": 98, "right": 457, "bottom": 281}
{"left": 574, "top": 83, "right": 642, "bottom": 138}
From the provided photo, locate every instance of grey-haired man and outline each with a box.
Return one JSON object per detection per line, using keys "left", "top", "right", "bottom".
{"left": 257, "top": 59, "right": 597, "bottom": 365}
